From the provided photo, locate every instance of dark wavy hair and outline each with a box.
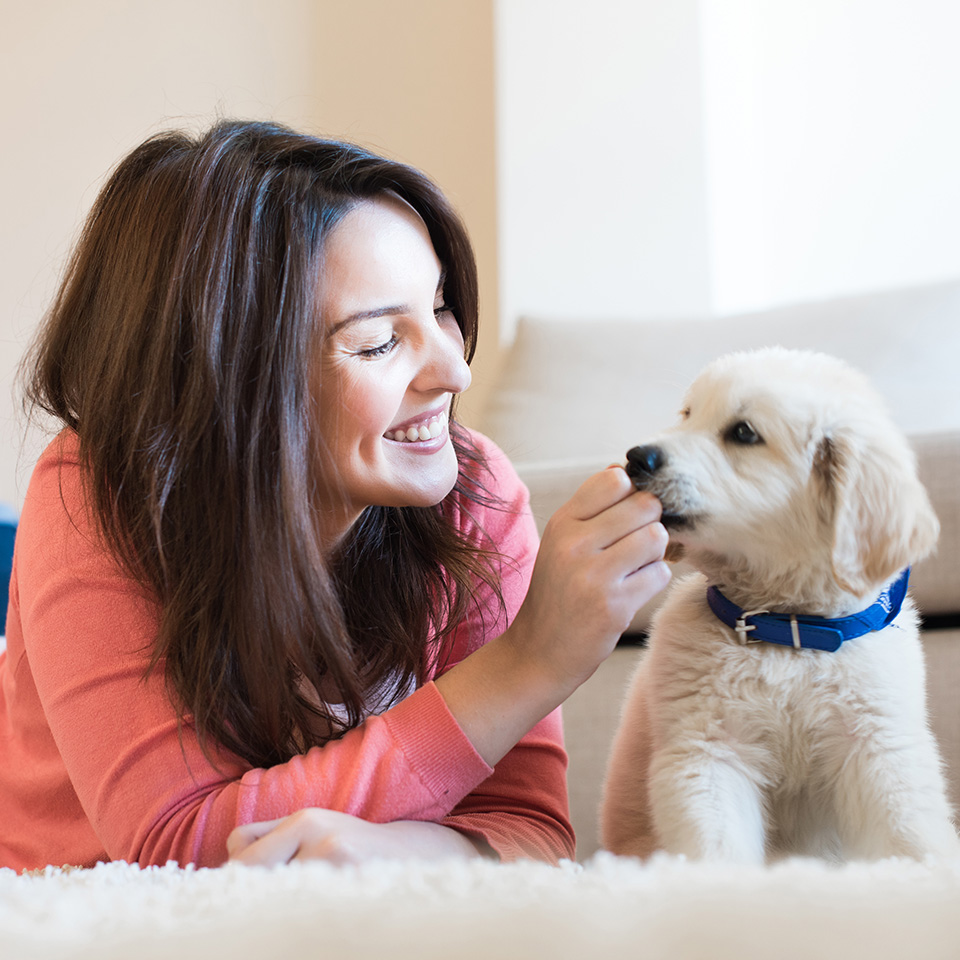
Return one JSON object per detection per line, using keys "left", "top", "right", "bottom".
{"left": 24, "top": 119, "right": 503, "bottom": 769}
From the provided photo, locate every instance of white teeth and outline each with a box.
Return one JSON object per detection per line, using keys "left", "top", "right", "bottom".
{"left": 387, "top": 410, "right": 447, "bottom": 443}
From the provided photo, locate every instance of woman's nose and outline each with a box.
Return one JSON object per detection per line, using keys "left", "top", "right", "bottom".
{"left": 416, "top": 321, "right": 472, "bottom": 395}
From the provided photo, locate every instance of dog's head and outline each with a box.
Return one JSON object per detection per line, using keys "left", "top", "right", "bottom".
{"left": 627, "top": 348, "right": 938, "bottom": 606}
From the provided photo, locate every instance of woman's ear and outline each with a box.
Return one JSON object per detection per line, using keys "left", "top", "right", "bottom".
{"left": 814, "top": 431, "right": 939, "bottom": 596}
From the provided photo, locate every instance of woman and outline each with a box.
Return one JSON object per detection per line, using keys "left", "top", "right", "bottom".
{"left": 0, "top": 120, "right": 669, "bottom": 870}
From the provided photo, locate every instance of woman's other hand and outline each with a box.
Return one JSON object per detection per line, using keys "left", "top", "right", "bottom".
{"left": 227, "top": 809, "right": 487, "bottom": 867}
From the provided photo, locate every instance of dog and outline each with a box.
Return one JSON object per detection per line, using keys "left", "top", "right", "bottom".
{"left": 600, "top": 347, "right": 959, "bottom": 863}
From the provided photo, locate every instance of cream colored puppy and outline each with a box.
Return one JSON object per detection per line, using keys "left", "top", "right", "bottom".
{"left": 601, "top": 348, "right": 959, "bottom": 863}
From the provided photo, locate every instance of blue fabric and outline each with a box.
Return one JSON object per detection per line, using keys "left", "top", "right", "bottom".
{"left": 0, "top": 505, "right": 17, "bottom": 631}
{"left": 706, "top": 568, "right": 910, "bottom": 652}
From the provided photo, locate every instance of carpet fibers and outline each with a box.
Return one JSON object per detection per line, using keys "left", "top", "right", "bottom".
{"left": 4, "top": 853, "right": 960, "bottom": 959}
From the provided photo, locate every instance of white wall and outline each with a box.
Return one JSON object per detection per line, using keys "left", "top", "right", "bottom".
{"left": 701, "top": 0, "right": 960, "bottom": 314}
{"left": 495, "top": 0, "right": 713, "bottom": 340}
{"left": 495, "top": 0, "right": 960, "bottom": 334}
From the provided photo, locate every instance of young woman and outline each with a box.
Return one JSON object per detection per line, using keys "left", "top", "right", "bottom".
{"left": 0, "top": 120, "right": 669, "bottom": 870}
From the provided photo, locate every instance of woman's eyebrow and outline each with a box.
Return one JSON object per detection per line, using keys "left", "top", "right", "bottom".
{"left": 328, "top": 270, "right": 447, "bottom": 335}
{"left": 329, "top": 305, "right": 407, "bottom": 335}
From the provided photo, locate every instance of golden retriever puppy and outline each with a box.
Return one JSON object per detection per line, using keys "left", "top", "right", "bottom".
{"left": 600, "top": 347, "right": 959, "bottom": 863}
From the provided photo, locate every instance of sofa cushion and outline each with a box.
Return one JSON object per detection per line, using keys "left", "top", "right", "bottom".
{"left": 482, "top": 279, "right": 960, "bottom": 466}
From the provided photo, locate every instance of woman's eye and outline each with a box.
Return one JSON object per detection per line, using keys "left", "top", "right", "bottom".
{"left": 728, "top": 420, "right": 762, "bottom": 445}
{"left": 357, "top": 335, "right": 398, "bottom": 358}
{"left": 434, "top": 303, "right": 453, "bottom": 320}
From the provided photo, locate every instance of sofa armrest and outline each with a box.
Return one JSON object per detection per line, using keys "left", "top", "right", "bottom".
{"left": 912, "top": 431, "right": 960, "bottom": 618}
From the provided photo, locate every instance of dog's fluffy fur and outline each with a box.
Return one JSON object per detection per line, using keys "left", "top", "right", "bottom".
{"left": 600, "top": 348, "right": 959, "bottom": 863}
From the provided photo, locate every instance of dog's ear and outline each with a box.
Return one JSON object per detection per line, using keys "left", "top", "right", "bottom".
{"left": 814, "top": 431, "right": 939, "bottom": 596}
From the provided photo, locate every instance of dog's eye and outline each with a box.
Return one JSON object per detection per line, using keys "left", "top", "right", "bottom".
{"left": 728, "top": 421, "right": 762, "bottom": 445}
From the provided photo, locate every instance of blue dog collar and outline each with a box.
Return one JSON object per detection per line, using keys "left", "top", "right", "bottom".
{"left": 706, "top": 568, "right": 910, "bottom": 652}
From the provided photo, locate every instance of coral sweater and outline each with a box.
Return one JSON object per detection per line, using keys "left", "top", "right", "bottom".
{"left": 0, "top": 430, "right": 573, "bottom": 871}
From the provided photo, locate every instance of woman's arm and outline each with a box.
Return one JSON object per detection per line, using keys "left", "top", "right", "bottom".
{"left": 439, "top": 710, "right": 574, "bottom": 863}
{"left": 430, "top": 442, "right": 668, "bottom": 861}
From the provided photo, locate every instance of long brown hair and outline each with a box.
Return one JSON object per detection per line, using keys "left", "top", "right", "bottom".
{"left": 25, "top": 120, "right": 503, "bottom": 768}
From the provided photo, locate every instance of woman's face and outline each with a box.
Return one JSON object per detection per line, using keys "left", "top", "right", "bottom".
{"left": 313, "top": 196, "right": 472, "bottom": 543}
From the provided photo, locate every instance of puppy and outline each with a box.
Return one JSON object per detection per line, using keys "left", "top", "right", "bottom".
{"left": 600, "top": 347, "right": 959, "bottom": 863}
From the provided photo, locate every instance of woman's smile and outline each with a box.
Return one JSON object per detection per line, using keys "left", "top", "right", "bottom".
{"left": 384, "top": 407, "right": 448, "bottom": 444}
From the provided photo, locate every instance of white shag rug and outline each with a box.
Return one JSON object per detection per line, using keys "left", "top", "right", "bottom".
{"left": 5, "top": 853, "right": 960, "bottom": 960}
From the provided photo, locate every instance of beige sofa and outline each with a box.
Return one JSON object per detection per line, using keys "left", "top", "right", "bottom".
{"left": 478, "top": 279, "right": 960, "bottom": 860}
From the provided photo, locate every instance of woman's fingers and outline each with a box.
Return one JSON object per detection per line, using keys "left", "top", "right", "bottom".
{"left": 561, "top": 465, "right": 637, "bottom": 522}
{"left": 584, "top": 489, "right": 664, "bottom": 552}
{"left": 578, "top": 524, "right": 672, "bottom": 635}
{"left": 227, "top": 817, "right": 314, "bottom": 866}
{"left": 226, "top": 818, "right": 285, "bottom": 859}
{"left": 554, "top": 468, "right": 661, "bottom": 550}
{"left": 601, "top": 513, "right": 671, "bottom": 580}
{"left": 547, "top": 476, "right": 665, "bottom": 575}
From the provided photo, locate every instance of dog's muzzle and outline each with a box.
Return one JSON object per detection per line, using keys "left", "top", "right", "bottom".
{"left": 625, "top": 445, "right": 689, "bottom": 529}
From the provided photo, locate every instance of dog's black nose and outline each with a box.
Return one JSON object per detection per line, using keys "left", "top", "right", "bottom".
{"left": 626, "top": 444, "right": 665, "bottom": 476}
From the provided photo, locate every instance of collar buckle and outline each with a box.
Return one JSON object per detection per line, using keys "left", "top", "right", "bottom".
{"left": 735, "top": 609, "right": 768, "bottom": 644}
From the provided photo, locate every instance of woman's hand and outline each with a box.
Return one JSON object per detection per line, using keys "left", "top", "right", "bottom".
{"left": 435, "top": 466, "right": 670, "bottom": 767}
{"left": 511, "top": 465, "right": 670, "bottom": 689}
{"left": 227, "top": 808, "right": 487, "bottom": 867}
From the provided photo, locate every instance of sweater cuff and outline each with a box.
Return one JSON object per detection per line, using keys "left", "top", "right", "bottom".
{"left": 380, "top": 681, "right": 494, "bottom": 819}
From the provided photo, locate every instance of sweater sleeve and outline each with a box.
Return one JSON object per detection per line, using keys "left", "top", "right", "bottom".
{"left": 434, "top": 433, "right": 575, "bottom": 864}
{"left": 11, "top": 436, "right": 495, "bottom": 869}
